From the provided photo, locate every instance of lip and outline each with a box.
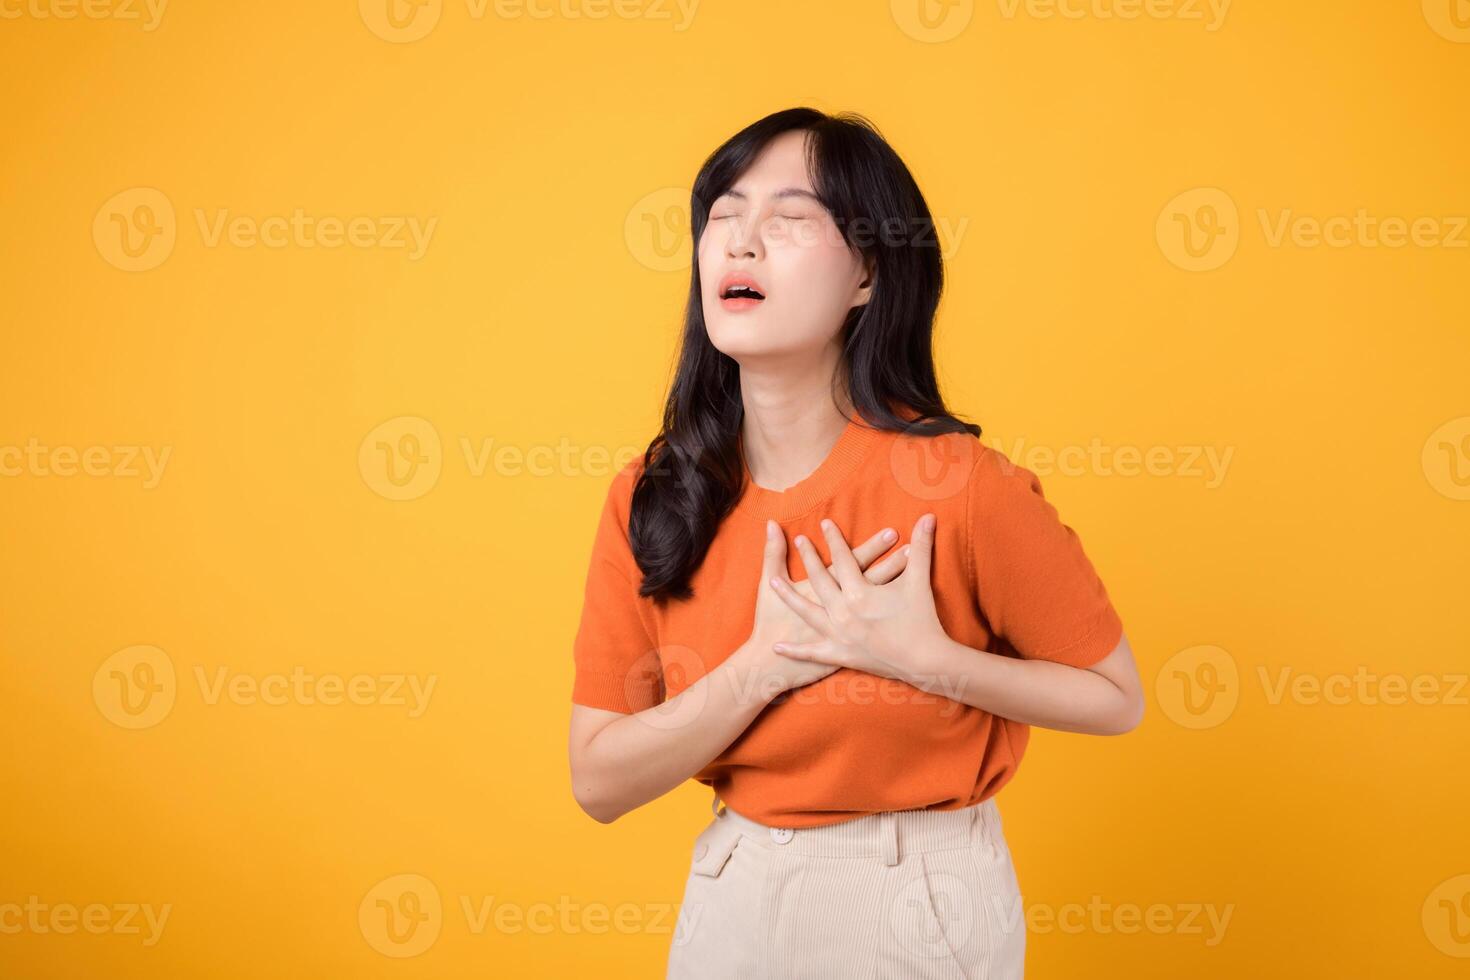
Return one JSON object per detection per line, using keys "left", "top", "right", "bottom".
{"left": 717, "top": 271, "right": 767, "bottom": 301}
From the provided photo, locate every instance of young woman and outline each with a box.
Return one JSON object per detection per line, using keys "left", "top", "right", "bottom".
{"left": 568, "top": 107, "right": 1143, "bottom": 979}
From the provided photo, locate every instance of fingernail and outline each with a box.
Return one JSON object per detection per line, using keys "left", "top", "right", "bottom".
{"left": 766, "top": 519, "right": 776, "bottom": 539}
{"left": 772, "top": 643, "right": 785, "bottom": 652}
{"left": 924, "top": 514, "right": 936, "bottom": 532}
{"left": 820, "top": 518, "right": 832, "bottom": 530}
{"left": 795, "top": 534, "right": 807, "bottom": 547}
{"left": 882, "top": 529, "right": 896, "bottom": 542}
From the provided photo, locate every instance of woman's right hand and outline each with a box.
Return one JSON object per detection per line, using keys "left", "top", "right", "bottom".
{"left": 742, "top": 518, "right": 910, "bottom": 698}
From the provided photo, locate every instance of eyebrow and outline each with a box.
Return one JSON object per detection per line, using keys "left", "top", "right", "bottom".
{"left": 717, "top": 187, "right": 823, "bottom": 205}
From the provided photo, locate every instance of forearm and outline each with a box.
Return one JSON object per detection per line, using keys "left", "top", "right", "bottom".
{"left": 578, "top": 642, "right": 777, "bottom": 822}
{"left": 899, "top": 635, "right": 1136, "bottom": 736}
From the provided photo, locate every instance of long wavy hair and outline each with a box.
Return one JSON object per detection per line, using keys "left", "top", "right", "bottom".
{"left": 629, "top": 107, "right": 980, "bottom": 606}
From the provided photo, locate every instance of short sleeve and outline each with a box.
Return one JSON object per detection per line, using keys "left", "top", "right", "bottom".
{"left": 966, "top": 446, "right": 1124, "bottom": 668}
{"left": 570, "top": 463, "right": 663, "bottom": 713}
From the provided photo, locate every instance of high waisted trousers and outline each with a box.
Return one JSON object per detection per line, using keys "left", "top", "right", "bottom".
{"left": 666, "top": 793, "right": 1026, "bottom": 979}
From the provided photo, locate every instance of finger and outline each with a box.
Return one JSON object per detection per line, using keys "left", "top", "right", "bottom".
{"left": 759, "top": 519, "right": 789, "bottom": 585}
{"left": 903, "top": 513, "right": 936, "bottom": 592}
{"left": 769, "top": 575, "right": 830, "bottom": 633}
{"left": 792, "top": 532, "right": 844, "bottom": 608}
{"left": 818, "top": 518, "right": 866, "bottom": 591}
{"left": 848, "top": 527, "right": 899, "bottom": 572}
{"left": 770, "top": 641, "right": 843, "bottom": 666}
{"left": 863, "top": 543, "right": 910, "bottom": 585}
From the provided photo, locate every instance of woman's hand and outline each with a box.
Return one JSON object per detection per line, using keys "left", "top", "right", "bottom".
{"left": 767, "top": 513, "right": 950, "bottom": 684}
{"left": 741, "top": 518, "right": 909, "bottom": 699}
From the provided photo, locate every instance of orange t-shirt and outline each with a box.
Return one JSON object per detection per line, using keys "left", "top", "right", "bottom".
{"left": 570, "top": 412, "right": 1125, "bottom": 828}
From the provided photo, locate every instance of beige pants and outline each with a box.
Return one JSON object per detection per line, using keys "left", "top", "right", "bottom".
{"left": 666, "top": 794, "right": 1026, "bottom": 979}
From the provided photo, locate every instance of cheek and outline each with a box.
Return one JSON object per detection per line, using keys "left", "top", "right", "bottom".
{"left": 770, "top": 236, "right": 857, "bottom": 306}
{"left": 696, "top": 229, "right": 734, "bottom": 297}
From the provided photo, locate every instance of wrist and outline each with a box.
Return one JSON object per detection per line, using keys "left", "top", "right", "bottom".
{"left": 726, "top": 640, "right": 786, "bottom": 706}
{"left": 893, "top": 630, "right": 961, "bottom": 692}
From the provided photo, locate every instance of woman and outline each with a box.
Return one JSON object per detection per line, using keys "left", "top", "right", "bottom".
{"left": 568, "top": 107, "right": 1143, "bottom": 979}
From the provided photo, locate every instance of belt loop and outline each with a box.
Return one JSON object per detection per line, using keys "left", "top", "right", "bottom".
{"left": 978, "top": 800, "right": 1000, "bottom": 856}
{"left": 880, "top": 811, "right": 898, "bottom": 866}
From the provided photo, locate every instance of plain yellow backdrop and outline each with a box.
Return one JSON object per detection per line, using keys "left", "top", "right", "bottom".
{"left": 2, "top": 0, "right": 1469, "bottom": 976}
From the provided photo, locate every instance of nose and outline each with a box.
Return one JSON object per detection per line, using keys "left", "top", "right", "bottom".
{"left": 723, "top": 211, "right": 764, "bottom": 262}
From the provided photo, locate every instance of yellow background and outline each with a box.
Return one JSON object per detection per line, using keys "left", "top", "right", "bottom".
{"left": 3, "top": 0, "right": 1469, "bottom": 976}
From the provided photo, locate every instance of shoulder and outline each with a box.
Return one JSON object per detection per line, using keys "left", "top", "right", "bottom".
{"left": 956, "top": 439, "right": 1051, "bottom": 526}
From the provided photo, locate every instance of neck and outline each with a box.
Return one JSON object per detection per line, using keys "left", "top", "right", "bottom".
{"left": 738, "top": 364, "right": 854, "bottom": 493}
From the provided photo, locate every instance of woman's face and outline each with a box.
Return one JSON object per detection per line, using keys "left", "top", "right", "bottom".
{"left": 697, "top": 129, "right": 873, "bottom": 362}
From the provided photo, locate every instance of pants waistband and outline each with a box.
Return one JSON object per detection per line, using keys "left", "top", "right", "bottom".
{"left": 709, "top": 793, "right": 1005, "bottom": 866}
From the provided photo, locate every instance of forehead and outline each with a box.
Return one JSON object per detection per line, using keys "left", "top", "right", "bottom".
{"left": 717, "top": 130, "right": 818, "bottom": 202}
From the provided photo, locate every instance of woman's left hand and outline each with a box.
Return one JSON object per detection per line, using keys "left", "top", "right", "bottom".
{"left": 768, "top": 513, "right": 950, "bottom": 683}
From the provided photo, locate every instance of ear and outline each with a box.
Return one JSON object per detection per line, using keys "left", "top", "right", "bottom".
{"left": 853, "top": 256, "right": 876, "bottom": 308}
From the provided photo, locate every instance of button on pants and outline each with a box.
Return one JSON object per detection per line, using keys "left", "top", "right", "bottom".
{"left": 665, "top": 795, "right": 1026, "bottom": 979}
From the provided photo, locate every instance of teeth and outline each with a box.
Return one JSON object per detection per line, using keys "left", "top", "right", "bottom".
{"left": 725, "top": 285, "right": 763, "bottom": 299}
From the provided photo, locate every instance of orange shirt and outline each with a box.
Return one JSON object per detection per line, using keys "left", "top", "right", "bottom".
{"left": 570, "top": 412, "right": 1125, "bottom": 828}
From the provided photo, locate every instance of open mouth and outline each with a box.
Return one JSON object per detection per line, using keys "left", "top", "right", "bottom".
{"left": 721, "top": 285, "right": 765, "bottom": 301}
{"left": 718, "top": 273, "right": 767, "bottom": 310}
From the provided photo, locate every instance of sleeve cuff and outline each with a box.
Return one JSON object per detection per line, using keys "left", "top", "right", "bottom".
{"left": 1028, "top": 604, "right": 1124, "bottom": 669}
{"left": 571, "top": 669, "right": 661, "bottom": 715}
